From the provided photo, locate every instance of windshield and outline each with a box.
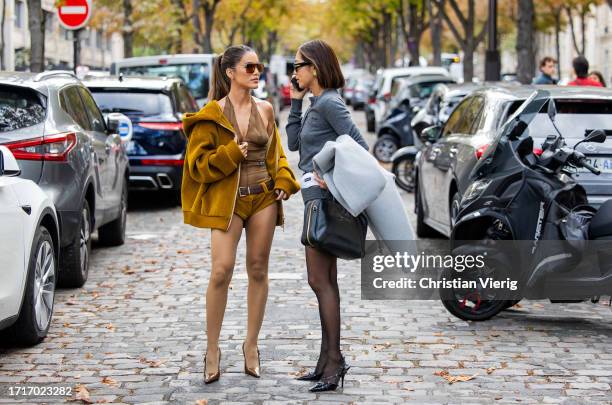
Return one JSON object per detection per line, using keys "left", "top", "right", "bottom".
{"left": 90, "top": 90, "right": 173, "bottom": 116}
{"left": 470, "top": 90, "right": 551, "bottom": 179}
{"left": 119, "top": 63, "right": 210, "bottom": 100}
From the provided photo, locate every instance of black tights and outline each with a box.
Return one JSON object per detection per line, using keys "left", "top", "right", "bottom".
{"left": 305, "top": 246, "right": 344, "bottom": 377}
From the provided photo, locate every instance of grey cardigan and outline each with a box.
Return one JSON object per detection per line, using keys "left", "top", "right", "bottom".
{"left": 285, "top": 88, "right": 369, "bottom": 173}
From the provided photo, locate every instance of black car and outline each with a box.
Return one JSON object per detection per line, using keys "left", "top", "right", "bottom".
{"left": 0, "top": 71, "right": 130, "bottom": 287}
{"left": 84, "top": 75, "right": 198, "bottom": 204}
{"left": 414, "top": 84, "right": 612, "bottom": 238}
{"left": 373, "top": 75, "right": 456, "bottom": 162}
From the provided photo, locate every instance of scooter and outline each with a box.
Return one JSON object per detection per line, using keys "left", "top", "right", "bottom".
{"left": 439, "top": 90, "right": 612, "bottom": 321}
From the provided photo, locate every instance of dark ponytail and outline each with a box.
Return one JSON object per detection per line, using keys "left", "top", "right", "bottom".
{"left": 208, "top": 44, "right": 255, "bottom": 101}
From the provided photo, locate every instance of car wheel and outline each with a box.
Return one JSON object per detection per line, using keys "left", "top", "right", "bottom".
{"left": 373, "top": 135, "right": 398, "bottom": 163}
{"left": 392, "top": 155, "right": 416, "bottom": 192}
{"left": 58, "top": 200, "right": 91, "bottom": 288}
{"left": 98, "top": 181, "right": 127, "bottom": 247}
{"left": 450, "top": 191, "right": 461, "bottom": 229}
{"left": 3, "top": 226, "right": 56, "bottom": 345}
{"left": 416, "top": 183, "right": 439, "bottom": 238}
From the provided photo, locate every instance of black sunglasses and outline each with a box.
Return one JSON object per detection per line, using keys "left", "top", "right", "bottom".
{"left": 242, "top": 63, "right": 264, "bottom": 74}
{"left": 293, "top": 61, "right": 312, "bottom": 72}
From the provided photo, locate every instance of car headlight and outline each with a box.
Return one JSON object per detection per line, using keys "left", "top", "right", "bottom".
{"left": 462, "top": 179, "right": 492, "bottom": 205}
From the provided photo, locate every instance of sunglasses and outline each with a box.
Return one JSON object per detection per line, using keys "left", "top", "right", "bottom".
{"left": 293, "top": 61, "right": 312, "bottom": 72}
{"left": 242, "top": 63, "right": 264, "bottom": 74}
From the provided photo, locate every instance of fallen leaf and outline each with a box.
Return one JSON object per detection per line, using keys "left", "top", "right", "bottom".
{"left": 105, "top": 324, "right": 116, "bottom": 332}
{"left": 91, "top": 292, "right": 99, "bottom": 299}
{"left": 434, "top": 370, "right": 478, "bottom": 384}
{"left": 122, "top": 265, "right": 135, "bottom": 275}
{"left": 65, "top": 300, "right": 78, "bottom": 306}
{"left": 486, "top": 367, "right": 495, "bottom": 374}
{"left": 177, "top": 249, "right": 192, "bottom": 254}
{"left": 195, "top": 400, "right": 208, "bottom": 405}
{"left": 64, "top": 322, "right": 71, "bottom": 327}
{"left": 102, "top": 377, "right": 118, "bottom": 386}
{"left": 67, "top": 384, "right": 93, "bottom": 404}
{"left": 85, "top": 353, "right": 93, "bottom": 359}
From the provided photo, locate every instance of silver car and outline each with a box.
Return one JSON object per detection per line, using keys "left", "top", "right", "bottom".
{"left": 0, "top": 71, "right": 130, "bottom": 288}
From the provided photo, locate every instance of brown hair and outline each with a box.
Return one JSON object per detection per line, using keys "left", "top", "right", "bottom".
{"left": 209, "top": 45, "right": 254, "bottom": 101}
{"left": 539, "top": 56, "right": 556, "bottom": 68}
{"left": 298, "top": 40, "right": 345, "bottom": 89}
{"left": 590, "top": 70, "right": 606, "bottom": 87}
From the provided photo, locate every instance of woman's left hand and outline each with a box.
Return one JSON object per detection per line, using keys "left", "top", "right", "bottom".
{"left": 313, "top": 171, "right": 327, "bottom": 189}
{"left": 275, "top": 189, "right": 289, "bottom": 200}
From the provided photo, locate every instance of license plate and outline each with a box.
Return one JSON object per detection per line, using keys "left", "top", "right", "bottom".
{"left": 577, "top": 157, "right": 612, "bottom": 173}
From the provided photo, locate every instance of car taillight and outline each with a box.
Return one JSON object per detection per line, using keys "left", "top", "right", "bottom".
{"left": 368, "top": 96, "right": 376, "bottom": 104}
{"left": 383, "top": 92, "right": 391, "bottom": 102}
{"left": 533, "top": 148, "right": 543, "bottom": 156}
{"left": 5, "top": 132, "right": 77, "bottom": 161}
{"left": 138, "top": 122, "right": 183, "bottom": 131}
{"left": 475, "top": 143, "right": 490, "bottom": 159}
{"left": 140, "top": 158, "right": 184, "bottom": 166}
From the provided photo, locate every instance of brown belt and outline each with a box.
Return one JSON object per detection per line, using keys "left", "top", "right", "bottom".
{"left": 238, "top": 178, "right": 274, "bottom": 197}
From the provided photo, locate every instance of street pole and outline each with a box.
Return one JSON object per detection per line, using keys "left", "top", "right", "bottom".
{"left": 73, "top": 28, "right": 82, "bottom": 73}
{"left": 485, "top": 0, "right": 501, "bottom": 81}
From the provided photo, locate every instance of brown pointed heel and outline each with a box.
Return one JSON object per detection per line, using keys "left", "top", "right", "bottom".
{"left": 242, "top": 342, "right": 261, "bottom": 378}
{"left": 204, "top": 347, "right": 221, "bottom": 384}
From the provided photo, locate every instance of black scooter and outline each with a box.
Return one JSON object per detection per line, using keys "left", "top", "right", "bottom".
{"left": 440, "top": 90, "right": 612, "bottom": 321}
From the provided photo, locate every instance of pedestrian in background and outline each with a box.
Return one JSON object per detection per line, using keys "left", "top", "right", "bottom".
{"left": 181, "top": 45, "right": 300, "bottom": 384}
{"left": 568, "top": 56, "right": 603, "bottom": 87}
{"left": 533, "top": 56, "right": 558, "bottom": 85}
{"left": 589, "top": 71, "right": 607, "bottom": 87}
{"left": 286, "top": 39, "right": 369, "bottom": 393}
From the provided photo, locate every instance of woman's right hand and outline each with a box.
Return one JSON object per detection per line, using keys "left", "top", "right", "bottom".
{"left": 239, "top": 141, "right": 248, "bottom": 158}
{"left": 289, "top": 75, "right": 308, "bottom": 100}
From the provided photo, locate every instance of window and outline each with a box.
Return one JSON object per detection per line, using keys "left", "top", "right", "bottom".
{"left": 60, "top": 86, "right": 90, "bottom": 130}
{"left": 177, "top": 84, "right": 198, "bottom": 113}
{"left": 96, "top": 31, "right": 103, "bottom": 49}
{"left": 0, "top": 85, "right": 46, "bottom": 132}
{"left": 78, "top": 87, "right": 106, "bottom": 132}
{"left": 453, "top": 96, "right": 485, "bottom": 135}
{"left": 442, "top": 97, "right": 473, "bottom": 137}
{"left": 119, "top": 63, "right": 211, "bottom": 100}
{"left": 15, "top": 1, "right": 25, "bottom": 29}
{"left": 44, "top": 11, "right": 54, "bottom": 33}
{"left": 90, "top": 90, "right": 174, "bottom": 116}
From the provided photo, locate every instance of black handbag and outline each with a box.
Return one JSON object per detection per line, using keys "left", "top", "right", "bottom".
{"left": 301, "top": 194, "right": 368, "bottom": 260}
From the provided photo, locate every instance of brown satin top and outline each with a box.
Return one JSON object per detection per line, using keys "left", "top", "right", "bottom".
{"left": 223, "top": 97, "right": 273, "bottom": 187}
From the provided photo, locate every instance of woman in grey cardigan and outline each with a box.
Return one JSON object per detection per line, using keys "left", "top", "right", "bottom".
{"left": 286, "top": 39, "right": 369, "bottom": 393}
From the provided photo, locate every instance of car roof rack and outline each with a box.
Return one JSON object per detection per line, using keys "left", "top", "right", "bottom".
{"left": 34, "top": 70, "right": 78, "bottom": 82}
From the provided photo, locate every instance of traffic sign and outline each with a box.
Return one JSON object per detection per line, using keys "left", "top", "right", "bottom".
{"left": 56, "top": 0, "right": 93, "bottom": 30}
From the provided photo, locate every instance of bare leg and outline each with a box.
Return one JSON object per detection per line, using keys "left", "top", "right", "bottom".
{"left": 305, "top": 246, "right": 343, "bottom": 377}
{"left": 243, "top": 202, "right": 277, "bottom": 368}
{"left": 206, "top": 214, "right": 244, "bottom": 374}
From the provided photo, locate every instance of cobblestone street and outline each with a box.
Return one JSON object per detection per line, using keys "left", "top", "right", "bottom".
{"left": 1, "top": 108, "right": 611, "bottom": 405}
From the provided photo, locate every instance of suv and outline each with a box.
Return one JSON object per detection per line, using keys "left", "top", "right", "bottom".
{"left": 0, "top": 71, "right": 130, "bottom": 287}
{"left": 83, "top": 75, "right": 196, "bottom": 204}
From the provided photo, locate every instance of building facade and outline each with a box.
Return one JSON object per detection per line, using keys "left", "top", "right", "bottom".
{"left": 1, "top": 0, "right": 123, "bottom": 71}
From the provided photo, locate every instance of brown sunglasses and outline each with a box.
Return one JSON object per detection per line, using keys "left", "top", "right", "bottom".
{"left": 242, "top": 63, "right": 264, "bottom": 74}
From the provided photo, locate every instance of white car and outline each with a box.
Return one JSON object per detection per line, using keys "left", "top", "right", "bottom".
{"left": 0, "top": 146, "right": 59, "bottom": 346}
{"left": 372, "top": 66, "right": 451, "bottom": 131}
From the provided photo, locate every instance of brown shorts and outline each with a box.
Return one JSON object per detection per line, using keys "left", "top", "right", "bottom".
{"left": 234, "top": 189, "right": 278, "bottom": 225}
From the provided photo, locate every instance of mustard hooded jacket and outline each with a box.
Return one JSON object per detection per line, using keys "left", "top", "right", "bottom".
{"left": 181, "top": 100, "right": 300, "bottom": 230}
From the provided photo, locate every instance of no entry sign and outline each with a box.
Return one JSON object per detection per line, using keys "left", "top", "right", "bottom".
{"left": 56, "top": 0, "right": 93, "bottom": 30}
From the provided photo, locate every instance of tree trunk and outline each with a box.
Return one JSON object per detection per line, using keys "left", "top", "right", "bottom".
{"left": 201, "top": 0, "right": 220, "bottom": 54}
{"left": 554, "top": 9, "right": 561, "bottom": 81}
{"left": 0, "top": 0, "right": 6, "bottom": 70}
{"left": 192, "top": 0, "right": 203, "bottom": 52}
{"left": 516, "top": 0, "right": 535, "bottom": 84}
{"left": 122, "top": 0, "right": 133, "bottom": 58}
{"left": 429, "top": 0, "right": 443, "bottom": 66}
{"left": 383, "top": 11, "right": 392, "bottom": 66}
{"left": 463, "top": 43, "right": 474, "bottom": 83}
{"left": 407, "top": 1, "right": 421, "bottom": 65}
{"left": 27, "top": 0, "right": 44, "bottom": 72}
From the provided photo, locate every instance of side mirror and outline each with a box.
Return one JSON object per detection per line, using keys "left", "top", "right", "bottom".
{"left": 585, "top": 129, "right": 606, "bottom": 143}
{"left": 106, "top": 112, "right": 133, "bottom": 144}
{"left": 0, "top": 146, "right": 21, "bottom": 177}
{"left": 547, "top": 98, "right": 557, "bottom": 122}
{"left": 421, "top": 125, "right": 442, "bottom": 143}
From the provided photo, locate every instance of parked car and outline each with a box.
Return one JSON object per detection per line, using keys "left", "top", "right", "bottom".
{"left": 414, "top": 84, "right": 612, "bottom": 238}
{"left": 0, "top": 146, "right": 60, "bottom": 345}
{"left": 350, "top": 75, "right": 375, "bottom": 110}
{"left": 371, "top": 66, "right": 451, "bottom": 132}
{"left": 0, "top": 71, "right": 130, "bottom": 288}
{"left": 372, "top": 75, "right": 456, "bottom": 162}
{"left": 411, "top": 83, "right": 481, "bottom": 136}
{"left": 84, "top": 75, "right": 196, "bottom": 206}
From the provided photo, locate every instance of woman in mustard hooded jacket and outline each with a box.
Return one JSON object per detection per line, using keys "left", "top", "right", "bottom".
{"left": 181, "top": 45, "right": 300, "bottom": 383}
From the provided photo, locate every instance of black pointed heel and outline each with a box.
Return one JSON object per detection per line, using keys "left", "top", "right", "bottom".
{"left": 309, "top": 363, "right": 350, "bottom": 392}
{"left": 296, "top": 370, "right": 323, "bottom": 381}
